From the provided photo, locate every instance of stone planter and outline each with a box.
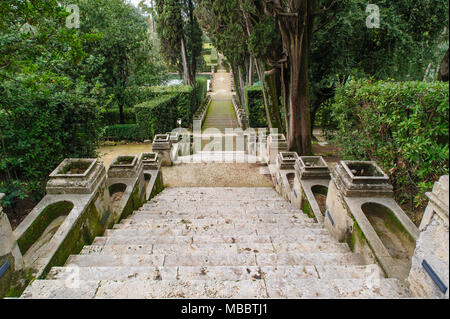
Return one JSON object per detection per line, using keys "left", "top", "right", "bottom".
{"left": 141, "top": 152, "right": 161, "bottom": 171}
{"left": 333, "top": 161, "right": 393, "bottom": 197}
{"left": 46, "top": 159, "right": 105, "bottom": 195}
{"left": 292, "top": 156, "right": 331, "bottom": 223}
{"left": 295, "top": 156, "right": 331, "bottom": 180}
{"left": 326, "top": 160, "right": 419, "bottom": 279}
{"left": 108, "top": 155, "right": 144, "bottom": 179}
{"left": 167, "top": 132, "right": 181, "bottom": 144}
{"left": 152, "top": 134, "right": 172, "bottom": 166}
{"left": 277, "top": 152, "right": 299, "bottom": 170}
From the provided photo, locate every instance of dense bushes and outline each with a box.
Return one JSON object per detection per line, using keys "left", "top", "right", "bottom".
{"left": 135, "top": 95, "right": 179, "bottom": 139}
{"left": 100, "top": 108, "right": 137, "bottom": 126}
{"left": 332, "top": 80, "right": 449, "bottom": 208}
{"left": 129, "top": 78, "right": 207, "bottom": 139}
{"left": 0, "top": 75, "right": 101, "bottom": 199}
{"left": 244, "top": 86, "right": 268, "bottom": 127}
{"left": 104, "top": 124, "right": 144, "bottom": 141}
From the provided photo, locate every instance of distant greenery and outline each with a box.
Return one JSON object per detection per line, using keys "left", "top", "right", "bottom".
{"left": 332, "top": 80, "right": 449, "bottom": 213}
{"left": 0, "top": 0, "right": 168, "bottom": 213}
{"left": 134, "top": 78, "right": 207, "bottom": 139}
{"left": 244, "top": 86, "right": 267, "bottom": 128}
{"left": 104, "top": 124, "right": 144, "bottom": 141}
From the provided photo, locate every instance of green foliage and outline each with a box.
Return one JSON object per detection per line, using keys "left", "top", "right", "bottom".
{"left": 133, "top": 78, "right": 207, "bottom": 138}
{"left": 332, "top": 80, "right": 449, "bottom": 208}
{"left": 135, "top": 95, "right": 179, "bottom": 139}
{"left": 104, "top": 124, "right": 144, "bottom": 141}
{"left": 155, "top": 0, "right": 203, "bottom": 84}
{"left": 100, "top": 108, "right": 136, "bottom": 126}
{"left": 244, "top": 85, "right": 268, "bottom": 127}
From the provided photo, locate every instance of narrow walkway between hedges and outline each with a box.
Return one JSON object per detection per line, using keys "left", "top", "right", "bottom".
{"left": 202, "top": 70, "right": 239, "bottom": 133}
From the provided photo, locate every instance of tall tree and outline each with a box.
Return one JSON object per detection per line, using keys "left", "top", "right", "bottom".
{"left": 155, "top": 0, "right": 202, "bottom": 86}
{"left": 76, "top": 0, "right": 151, "bottom": 123}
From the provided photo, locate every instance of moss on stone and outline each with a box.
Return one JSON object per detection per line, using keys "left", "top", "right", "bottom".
{"left": 17, "top": 201, "right": 74, "bottom": 255}
{"left": 300, "top": 189, "right": 316, "bottom": 221}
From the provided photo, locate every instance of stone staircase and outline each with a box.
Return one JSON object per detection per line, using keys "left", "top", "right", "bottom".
{"left": 21, "top": 187, "right": 411, "bottom": 298}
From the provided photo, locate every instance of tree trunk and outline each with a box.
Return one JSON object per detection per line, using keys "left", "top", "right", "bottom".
{"left": 238, "top": 65, "right": 246, "bottom": 107}
{"left": 180, "top": 37, "right": 192, "bottom": 86}
{"left": 438, "top": 49, "right": 449, "bottom": 82}
{"left": 248, "top": 55, "right": 254, "bottom": 86}
{"left": 255, "top": 60, "right": 283, "bottom": 130}
{"left": 276, "top": 2, "right": 314, "bottom": 155}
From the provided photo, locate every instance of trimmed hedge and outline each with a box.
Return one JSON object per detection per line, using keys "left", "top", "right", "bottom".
{"left": 104, "top": 124, "right": 145, "bottom": 141}
{"left": 100, "top": 108, "right": 136, "bottom": 126}
{"left": 332, "top": 80, "right": 449, "bottom": 208}
{"left": 132, "top": 78, "right": 207, "bottom": 138}
{"left": 135, "top": 95, "right": 179, "bottom": 139}
{"left": 244, "top": 85, "right": 268, "bottom": 127}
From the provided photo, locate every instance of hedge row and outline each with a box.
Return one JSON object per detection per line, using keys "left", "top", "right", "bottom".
{"left": 103, "top": 124, "right": 145, "bottom": 141}
{"left": 244, "top": 85, "right": 268, "bottom": 128}
{"left": 100, "top": 79, "right": 208, "bottom": 140}
{"left": 135, "top": 95, "right": 179, "bottom": 139}
{"left": 332, "top": 80, "right": 449, "bottom": 208}
{"left": 100, "top": 108, "right": 136, "bottom": 126}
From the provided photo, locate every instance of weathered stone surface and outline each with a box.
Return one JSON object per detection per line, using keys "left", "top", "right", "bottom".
{"left": 46, "top": 159, "right": 105, "bottom": 195}
{"left": 141, "top": 152, "right": 161, "bottom": 171}
{"left": 108, "top": 155, "right": 144, "bottom": 179}
{"left": 295, "top": 156, "right": 330, "bottom": 180}
{"left": 332, "top": 161, "right": 393, "bottom": 198}
{"left": 21, "top": 187, "right": 412, "bottom": 299}
{"left": 408, "top": 175, "right": 449, "bottom": 299}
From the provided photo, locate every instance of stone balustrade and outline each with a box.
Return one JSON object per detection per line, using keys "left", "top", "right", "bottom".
{"left": 408, "top": 175, "right": 449, "bottom": 299}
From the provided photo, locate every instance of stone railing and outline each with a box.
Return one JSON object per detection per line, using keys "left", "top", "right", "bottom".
{"left": 268, "top": 152, "right": 431, "bottom": 281}
{"left": 408, "top": 175, "right": 449, "bottom": 299}
{"left": 193, "top": 95, "right": 211, "bottom": 127}
{"left": 231, "top": 95, "right": 249, "bottom": 130}
{"left": 0, "top": 194, "right": 26, "bottom": 297}
{"left": 6, "top": 155, "right": 163, "bottom": 288}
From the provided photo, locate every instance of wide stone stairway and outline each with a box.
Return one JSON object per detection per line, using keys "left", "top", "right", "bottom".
{"left": 21, "top": 187, "right": 411, "bottom": 298}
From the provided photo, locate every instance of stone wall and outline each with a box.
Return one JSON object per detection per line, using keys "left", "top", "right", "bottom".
{"left": 408, "top": 175, "right": 449, "bottom": 299}
{"left": 0, "top": 194, "right": 26, "bottom": 297}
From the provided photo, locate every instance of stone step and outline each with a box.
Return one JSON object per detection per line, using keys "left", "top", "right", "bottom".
{"left": 21, "top": 279, "right": 268, "bottom": 299}
{"left": 80, "top": 241, "right": 349, "bottom": 256}
{"left": 112, "top": 219, "right": 320, "bottom": 231}
{"left": 153, "top": 194, "right": 285, "bottom": 201}
{"left": 92, "top": 233, "right": 337, "bottom": 246}
{"left": 22, "top": 277, "right": 408, "bottom": 299}
{"left": 120, "top": 215, "right": 316, "bottom": 226}
{"left": 155, "top": 187, "right": 278, "bottom": 197}
{"left": 47, "top": 265, "right": 384, "bottom": 282}
{"left": 66, "top": 252, "right": 361, "bottom": 268}
{"left": 264, "top": 278, "right": 410, "bottom": 299}
{"left": 141, "top": 201, "right": 296, "bottom": 210}
{"left": 132, "top": 209, "right": 306, "bottom": 220}
{"left": 102, "top": 225, "right": 327, "bottom": 238}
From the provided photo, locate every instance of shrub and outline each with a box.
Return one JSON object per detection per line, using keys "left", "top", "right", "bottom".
{"left": 104, "top": 124, "right": 145, "bottom": 141}
{"left": 130, "top": 79, "right": 207, "bottom": 135}
{"left": 210, "top": 48, "right": 218, "bottom": 64}
{"left": 244, "top": 85, "right": 268, "bottom": 127}
{"left": 135, "top": 95, "right": 179, "bottom": 139}
{"left": 100, "top": 108, "right": 136, "bottom": 126}
{"left": 332, "top": 80, "right": 449, "bottom": 209}
{"left": 0, "top": 74, "right": 101, "bottom": 185}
